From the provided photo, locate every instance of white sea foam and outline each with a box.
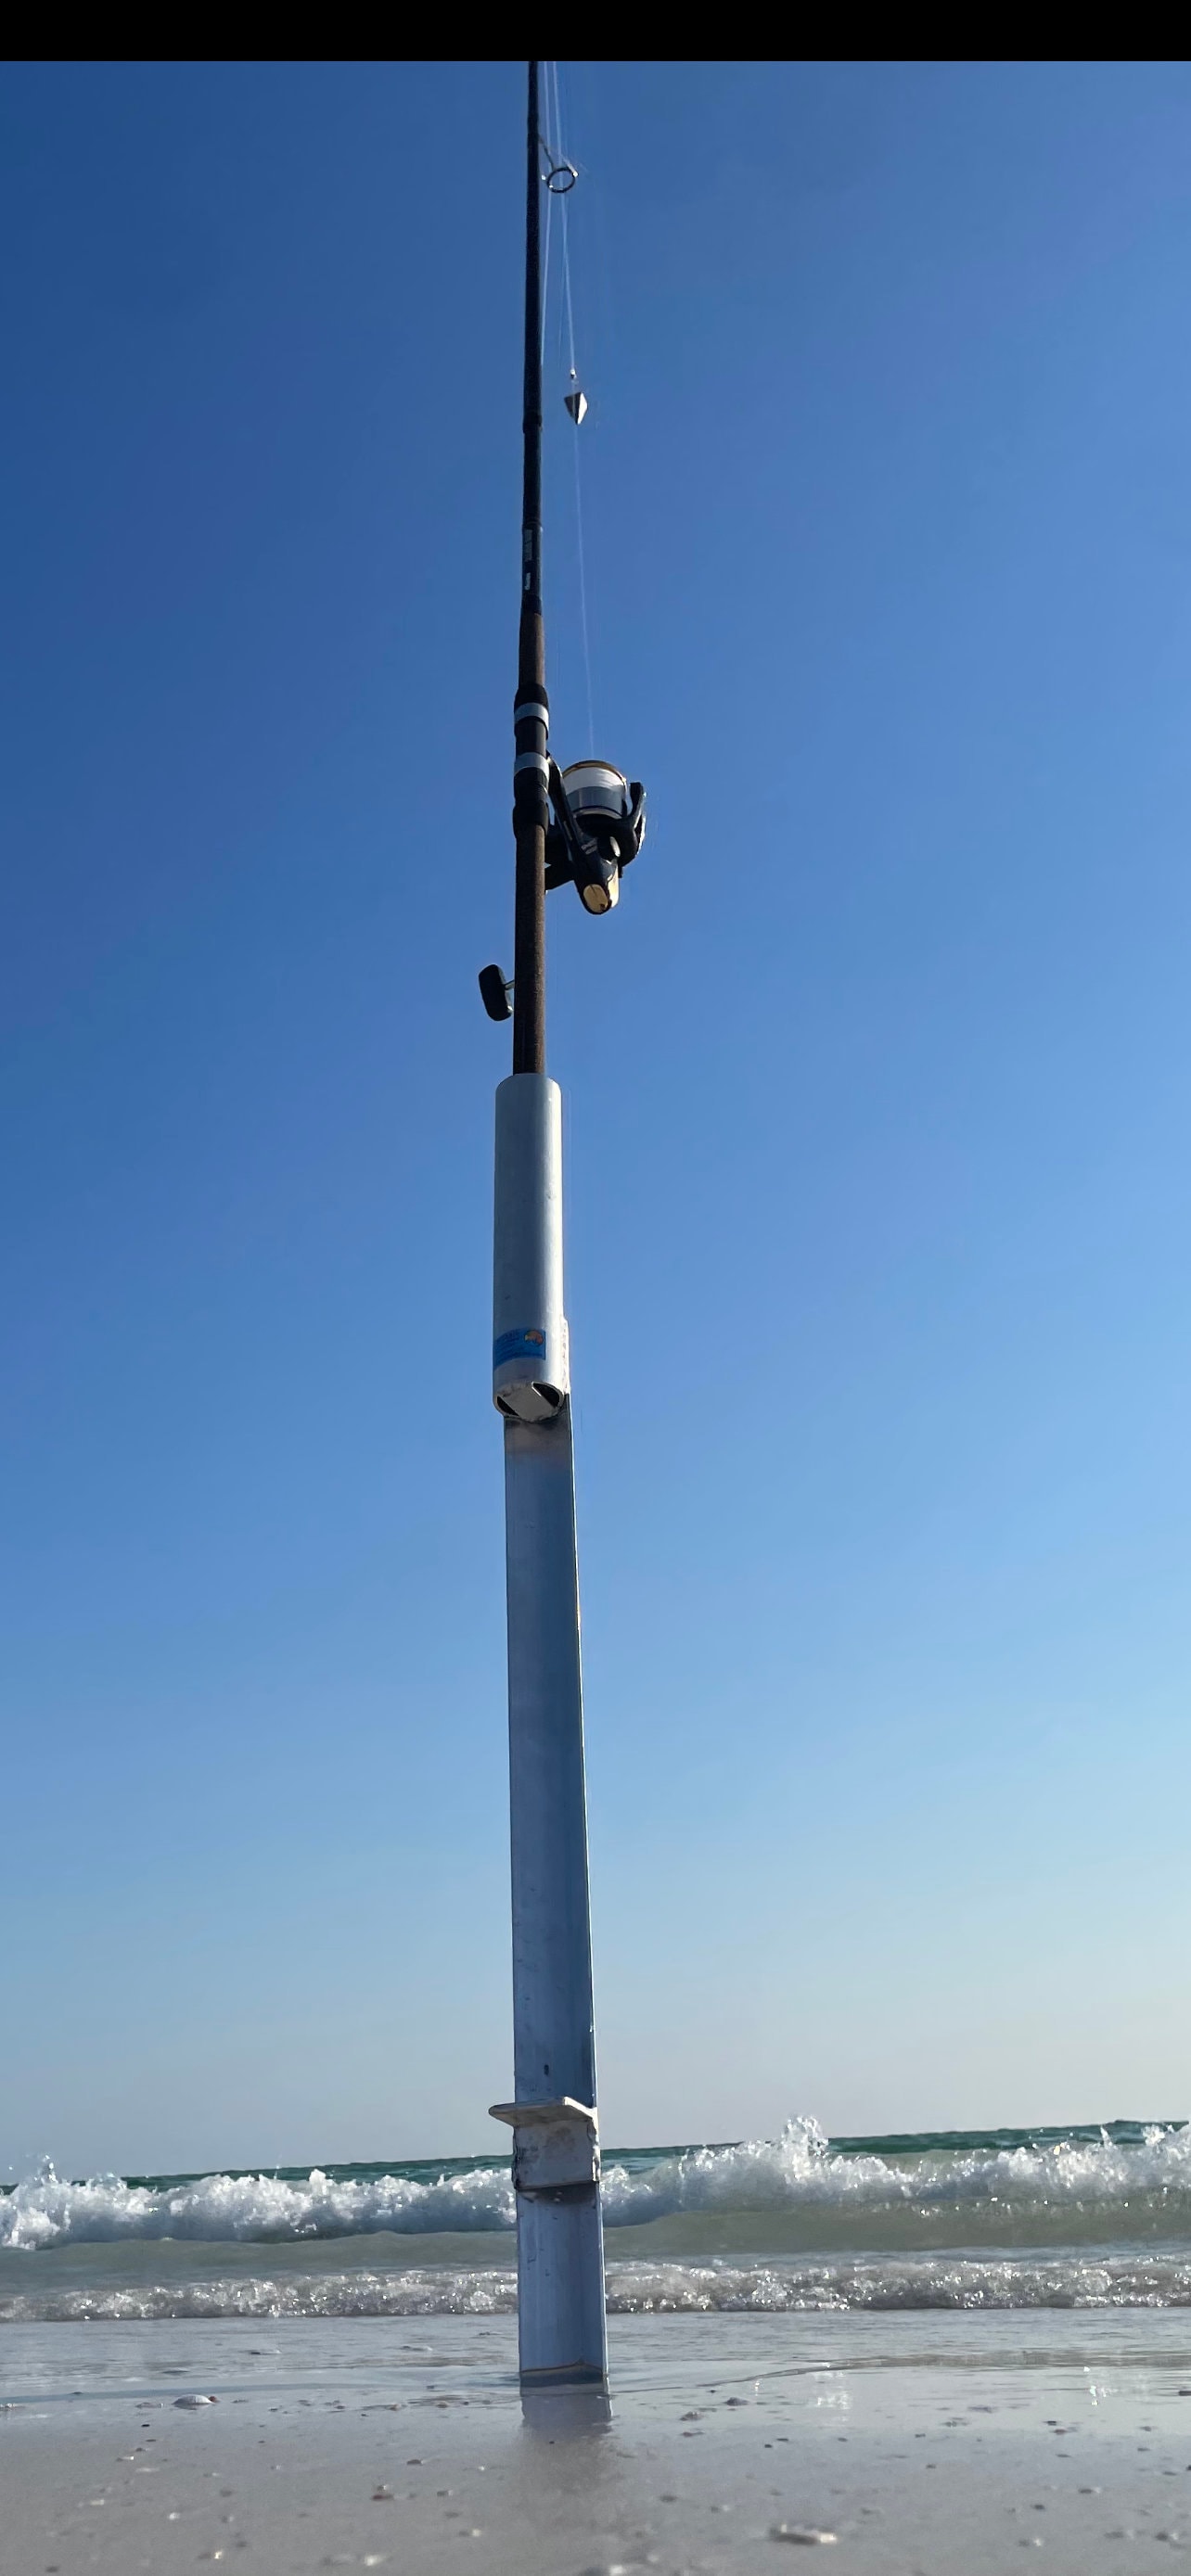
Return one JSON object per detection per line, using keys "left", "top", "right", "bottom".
{"left": 607, "top": 2116, "right": 1191, "bottom": 2225}
{"left": 4, "top": 2252, "right": 1191, "bottom": 2323}
{"left": 0, "top": 2266, "right": 519, "bottom": 2322}
{"left": 4, "top": 2118, "right": 1190, "bottom": 2254}
{"left": 0, "top": 2158, "right": 517, "bottom": 2252}
{"left": 604, "top": 2253, "right": 1191, "bottom": 2314}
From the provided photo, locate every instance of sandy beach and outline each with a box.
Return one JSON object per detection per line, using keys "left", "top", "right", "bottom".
{"left": 6, "top": 2310, "right": 1191, "bottom": 2574}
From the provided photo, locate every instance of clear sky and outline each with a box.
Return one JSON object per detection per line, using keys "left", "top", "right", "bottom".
{"left": 4, "top": 59, "right": 1191, "bottom": 2178}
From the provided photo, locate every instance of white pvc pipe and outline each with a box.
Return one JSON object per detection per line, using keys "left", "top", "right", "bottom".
{"left": 493, "top": 1074, "right": 569, "bottom": 1422}
{"left": 493, "top": 1073, "right": 608, "bottom": 2388}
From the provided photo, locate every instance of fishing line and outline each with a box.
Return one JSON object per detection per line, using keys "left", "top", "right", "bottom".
{"left": 540, "top": 62, "right": 557, "bottom": 364}
{"left": 550, "top": 61, "right": 596, "bottom": 755}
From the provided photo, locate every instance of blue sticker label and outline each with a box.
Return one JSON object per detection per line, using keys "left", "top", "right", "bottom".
{"left": 494, "top": 1326, "right": 547, "bottom": 1370}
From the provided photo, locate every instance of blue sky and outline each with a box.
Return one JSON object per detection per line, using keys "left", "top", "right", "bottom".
{"left": 4, "top": 59, "right": 1191, "bottom": 2176}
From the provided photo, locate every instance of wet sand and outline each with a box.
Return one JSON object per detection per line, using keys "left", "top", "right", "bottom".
{"left": 5, "top": 2310, "right": 1191, "bottom": 2572}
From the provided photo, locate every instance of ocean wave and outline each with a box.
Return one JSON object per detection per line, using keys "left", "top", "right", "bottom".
{"left": 0, "top": 2158, "right": 517, "bottom": 2252}
{"left": 5, "top": 2119, "right": 1191, "bottom": 2254}
{"left": 5, "top": 2252, "right": 1191, "bottom": 2323}
{"left": 606, "top": 2253, "right": 1191, "bottom": 2314}
{"left": 603, "top": 2117, "right": 1191, "bottom": 2227}
{"left": 0, "top": 2266, "right": 518, "bottom": 2322}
